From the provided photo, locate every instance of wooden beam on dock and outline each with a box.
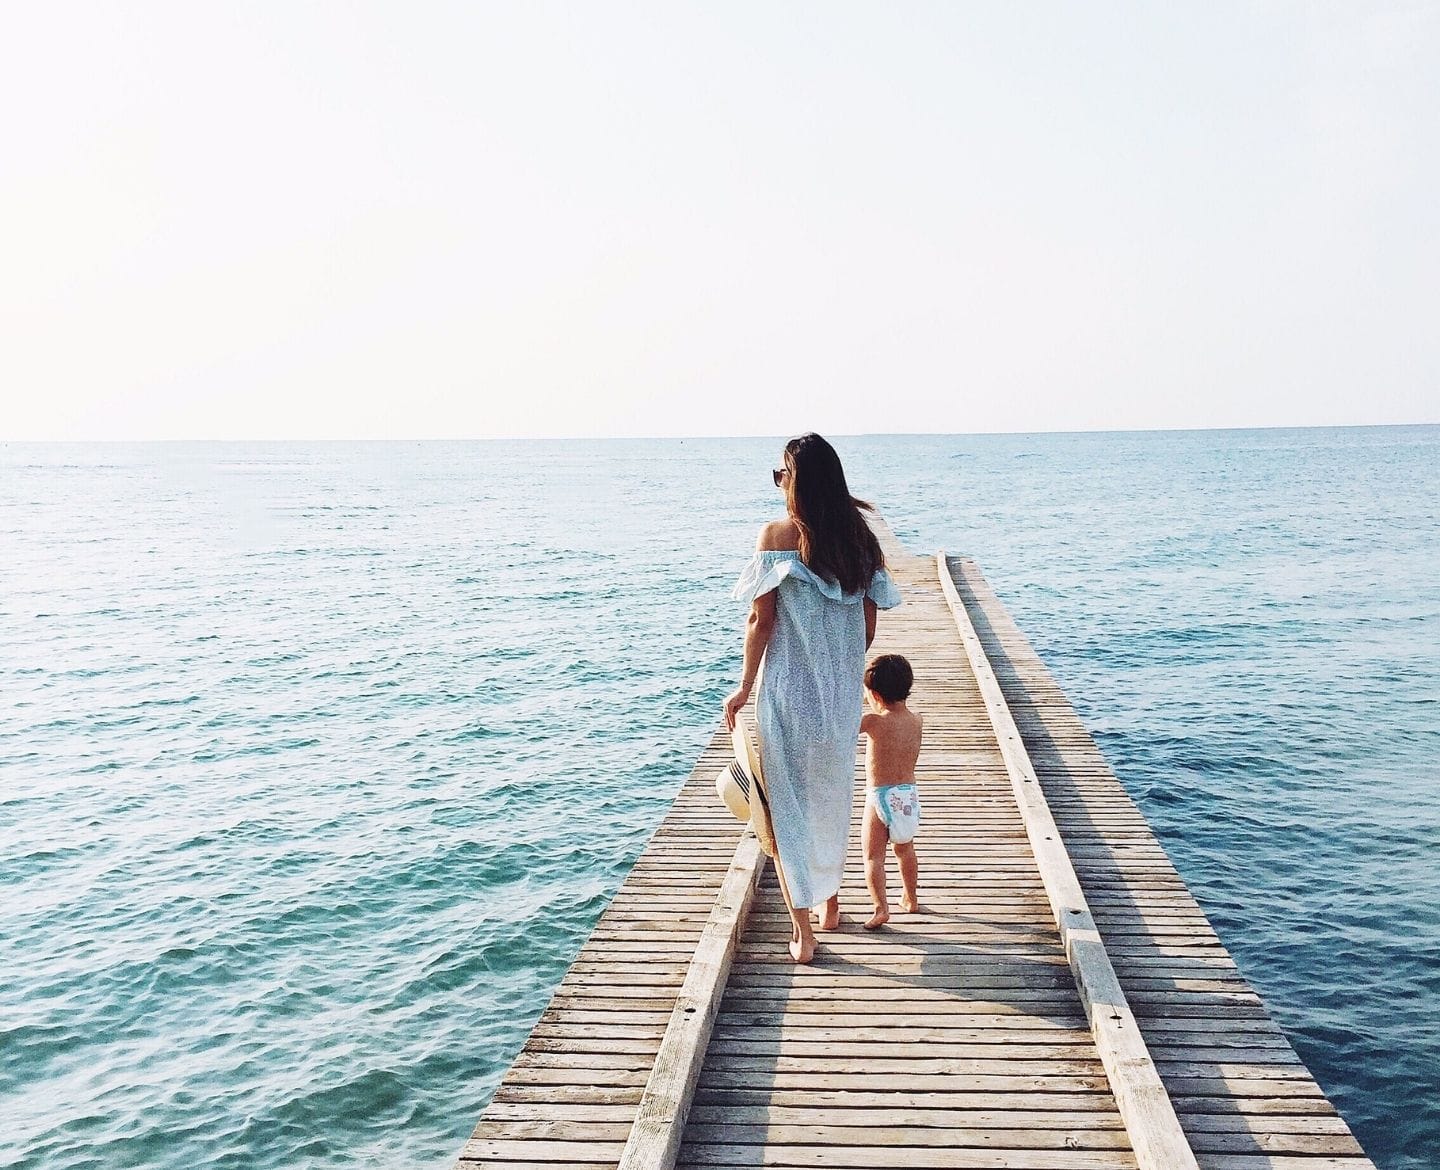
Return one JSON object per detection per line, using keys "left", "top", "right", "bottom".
{"left": 938, "top": 551, "right": 1200, "bottom": 1170}
{"left": 946, "top": 550, "right": 1376, "bottom": 1169}
{"left": 616, "top": 833, "right": 767, "bottom": 1170}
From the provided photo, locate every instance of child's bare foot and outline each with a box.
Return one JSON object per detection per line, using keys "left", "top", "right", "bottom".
{"left": 864, "top": 904, "right": 890, "bottom": 930}
{"left": 900, "top": 895, "right": 920, "bottom": 913}
{"left": 788, "top": 936, "right": 816, "bottom": 963}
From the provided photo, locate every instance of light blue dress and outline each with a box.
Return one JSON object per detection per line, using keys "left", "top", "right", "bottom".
{"left": 733, "top": 550, "right": 903, "bottom": 908}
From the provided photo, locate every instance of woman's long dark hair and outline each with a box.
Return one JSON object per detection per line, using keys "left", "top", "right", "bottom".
{"left": 783, "top": 433, "right": 884, "bottom": 594}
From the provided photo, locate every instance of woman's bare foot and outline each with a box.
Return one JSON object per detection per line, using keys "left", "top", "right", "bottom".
{"left": 900, "top": 895, "right": 920, "bottom": 913}
{"left": 814, "top": 896, "right": 841, "bottom": 931}
{"left": 788, "top": 936, "right": 816, "bottom": 963}
{"left": 864, "top": 904, "right": 890, "bottom": 930}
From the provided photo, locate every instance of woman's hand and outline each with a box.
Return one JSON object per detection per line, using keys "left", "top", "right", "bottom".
{"left": 723, "top": 684, "right": 752, "bottom": 730}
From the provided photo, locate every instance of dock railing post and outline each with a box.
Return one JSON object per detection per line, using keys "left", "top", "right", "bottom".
{"left": 936, "top": 551, "right": 1201, "bottom": 1170}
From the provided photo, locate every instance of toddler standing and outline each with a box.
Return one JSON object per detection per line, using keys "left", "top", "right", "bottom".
{"left": 860, "top": 653, "right": 923, "bottom": 929}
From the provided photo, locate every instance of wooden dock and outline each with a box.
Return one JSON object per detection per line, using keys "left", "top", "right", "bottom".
{"left": 457, "top": 518, "right": 1373, "bottom": 1170}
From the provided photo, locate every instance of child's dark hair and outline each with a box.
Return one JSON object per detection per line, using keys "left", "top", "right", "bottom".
{"left": 865, "top": 653, "right": 913, "bottom": 703}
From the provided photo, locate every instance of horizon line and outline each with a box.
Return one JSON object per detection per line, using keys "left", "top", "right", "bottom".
{"left": 3, "top": 419, "right": 1438, "bottom": 444}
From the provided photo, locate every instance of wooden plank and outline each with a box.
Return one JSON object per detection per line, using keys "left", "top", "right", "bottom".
{"left": 937, "top": 550, "right": 1201, "bottom": 1170}
{"left": 616, "top": 833, "right": 768, "bottom": 1170}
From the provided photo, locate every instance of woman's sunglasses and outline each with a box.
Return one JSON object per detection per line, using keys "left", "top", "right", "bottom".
{"left": 772, "top": 468, "right": 788, "bottom": 488}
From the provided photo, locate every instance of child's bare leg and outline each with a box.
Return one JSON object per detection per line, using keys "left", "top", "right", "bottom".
{"left": 862, "top": 806, "right": 890, "bottom": 929}
{"left": 894, "top": 841, "right": 919, "bottom": 912}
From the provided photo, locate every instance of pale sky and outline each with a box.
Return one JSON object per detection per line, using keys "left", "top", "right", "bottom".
{"left": 2, "top": 2, "right": 1437, "bottom": 440}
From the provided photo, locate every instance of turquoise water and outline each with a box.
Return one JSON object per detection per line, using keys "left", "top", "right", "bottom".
{"left": 2, "top": 428, "right": 1436, "bottom": 1169}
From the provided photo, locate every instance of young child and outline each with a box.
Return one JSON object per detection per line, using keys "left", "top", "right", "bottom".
{"left": 860, "top": 653, "right": 923, "bottom": 929}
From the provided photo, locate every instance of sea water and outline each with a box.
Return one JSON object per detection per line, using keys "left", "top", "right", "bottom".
{"left": 1, "top": 428, "right": 1436, "bottom": 1169}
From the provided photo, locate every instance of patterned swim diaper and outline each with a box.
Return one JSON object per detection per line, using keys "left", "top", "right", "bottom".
{"left": 868, "top": 782, "right": 921, "bottom": 845}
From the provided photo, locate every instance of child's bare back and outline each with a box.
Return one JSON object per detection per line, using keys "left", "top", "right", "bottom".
{"left": 863, "top": 704, "right": 922, "bottom": 784}
{"left": 860, "top": 654, "right": 923, "bottom": 929}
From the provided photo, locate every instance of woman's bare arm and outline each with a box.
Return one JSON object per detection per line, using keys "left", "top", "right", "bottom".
{"left": 864, "top": 597, "right": 878, "bottom": 648}
{"left": 723, "top": 522, "right": 793, "bottom": 729}
{"left": 724, "top": 591, "right": 777, "bottom": 729}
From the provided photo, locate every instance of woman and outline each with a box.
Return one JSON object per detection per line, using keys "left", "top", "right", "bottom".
{"left": 723, "top": 433, "right": 902, "bottom": 963}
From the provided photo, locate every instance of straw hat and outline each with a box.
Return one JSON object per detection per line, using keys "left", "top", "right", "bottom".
{"left": 714, "top": 710, "right": 776, "bottom": 858}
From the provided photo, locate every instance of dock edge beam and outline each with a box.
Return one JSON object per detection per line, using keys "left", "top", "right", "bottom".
{"left": 936, "top": 551, "right": 1201, "bottom": 1170}
{"left": 615, "top": 831, "right": 768, "bottom": 1170}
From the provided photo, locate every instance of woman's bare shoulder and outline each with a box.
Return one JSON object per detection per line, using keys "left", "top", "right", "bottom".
{"left": 755, "top": 517, "right": 801, "bottom": 552}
